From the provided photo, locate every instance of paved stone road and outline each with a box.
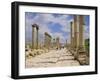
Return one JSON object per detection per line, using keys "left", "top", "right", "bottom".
{"left": 26, "top": 48, "right": 80, "bottom": 68}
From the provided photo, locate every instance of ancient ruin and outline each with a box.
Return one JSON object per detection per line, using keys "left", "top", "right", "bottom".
{"left": 69, "top": 15, "right": 88, "bottom": 65}
{"left": 56, "top": 37, "right": 60, "bottom": 49}
{"left": 44, "top": 32, "right": 52, "bottom": 50}
{"left": 25, "top": 15, "right": 89, "bottom": 68}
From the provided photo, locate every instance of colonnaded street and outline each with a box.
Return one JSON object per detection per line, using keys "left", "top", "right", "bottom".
{"left": 26, "top": 48, "right": 80, "bottom": 68}
{"left": 25, "top": 15, "right": 89, "bottom": 68}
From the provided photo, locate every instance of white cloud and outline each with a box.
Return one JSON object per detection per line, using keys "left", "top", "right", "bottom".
{"left": 32, "top": 13, "right": 71, "bottom": 33}
{"left": 25, "top": 13, "right": 73, "bottom": 43}
{"left": 52, "top": 32, "right": 66, "bottom": 43}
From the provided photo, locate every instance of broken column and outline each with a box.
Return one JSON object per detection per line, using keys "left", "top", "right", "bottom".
{"left": 44, "top": 32, "right": 52, "bottom": 50}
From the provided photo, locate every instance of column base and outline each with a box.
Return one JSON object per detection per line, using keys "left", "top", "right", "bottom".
{"left": 77, "top": 47, "right": 89, "bottom": 65}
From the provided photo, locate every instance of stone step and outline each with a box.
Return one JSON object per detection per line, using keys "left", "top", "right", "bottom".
{"left": 78, "top": 57, "right": 86, "bottom": 61}
{"left": 78, "top": 55, "right": 86, "bottom": 58}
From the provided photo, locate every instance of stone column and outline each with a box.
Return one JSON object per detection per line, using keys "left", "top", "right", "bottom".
{"left": 52, "top": 38, "right": 56, "bottom": 49}
{"left": 70, "top": 20, "right": 77, "bottom": 56}
{"left": 44, "top": 32, "right": 47, "bottom": 48}
{"left": 70, "top": 21, "right": 74, "bottom": 48}
{"left": 76, "top": 16, "right": 79, "bottom": 48}
{"left": 66, "top": 39, "right": 67, "bottom": 46}
{"left": 44, "top": 32, "right": 52, "bottom": 50}
{"left": 56, "top": 37, "right": 60, "bottom": 49}
{"left": 70, "top": 22, "right": 73, "bottom": 47}
{"left": 74, "top": 15, "right": 77, "bottom": 49}
{"left": 79, "top": 15, "right": 85, "bottom": 48}
{"left": 74, "top": 15, "right": 79, "bottom": 49}
{"left": 78, "top": 15, "right": 87, "bottom": 65}
{"left": 49, "top": 36, "right": 52, "bottom": 50}
{"left": 32, "top": 24, "right": 39, "bottom": 49}
{"left": 32, "top": 25, "right": 35, "bottom": 49}
{"left": 36, "top": 26, "right": 39, "bottom": 49}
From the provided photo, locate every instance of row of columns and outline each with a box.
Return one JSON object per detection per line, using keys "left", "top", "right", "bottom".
{"left": 70, "top": 15, "right": 85, "bottom": 50}
{"left": 31, "top": 24, "right": 61, "bottom": 50}
{"left": 31, "top": 16, "right": 85, "bottom": 51}
{"left": 44, "top": 32, "right": 52, "bottom": 50}
{"left": 44, "top": 32, "right": 61, "bottom": 50}
{"left": 70, "top": 15, "right": 87, "bottom": 65}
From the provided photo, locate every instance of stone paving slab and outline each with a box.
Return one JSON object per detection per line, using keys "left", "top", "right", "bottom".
{"left": 26, "top": 48, "right": 80, "bottom": 68}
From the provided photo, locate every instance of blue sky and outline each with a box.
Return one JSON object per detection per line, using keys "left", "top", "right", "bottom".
{"left": 25, "top": 12, "right": 89, "bottom": 44}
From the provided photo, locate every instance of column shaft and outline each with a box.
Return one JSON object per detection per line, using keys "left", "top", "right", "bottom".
{"left": 36, "top": 28, "right": 39, "bottom": 49}
{"left": 32, "top": 27, "right": 34, "bottom": 49}
{"left": 74, "top": 16, "right": 77, "bottom": 48}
